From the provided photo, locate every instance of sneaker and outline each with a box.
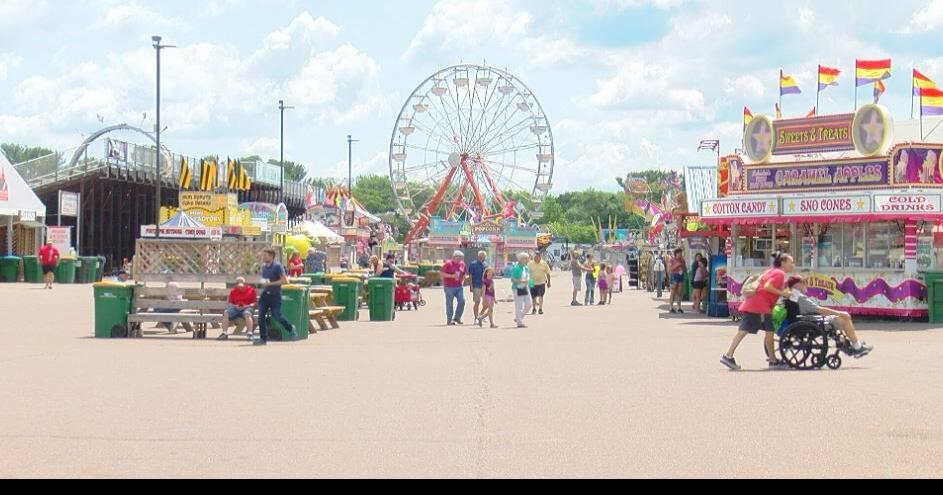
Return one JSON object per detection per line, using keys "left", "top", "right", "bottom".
{"left": 490, "top": 324, "right": 498, "bottom": 329}
{"left": 216, "top": 334, "right": 229, "bottom": 341}
{"left": 768, "top": 361, "right": 789, "bottom": 370}
{"left": 571, "top": 301, "right": 582, "bottom": 307}
{"left": 538, "top": 309, "right": 544, "bottom": 315}
{"left": 854, "top": 343, "right": 874, "bottom": 359}
{"left": 532, "top": 310, "right": 537, "bottom": 315}
{"left": 447, "top": 321, "right": 456, "bottom": 326}
{"left": 670, "top": 309, "right": 677, "bottom": 314}
{"left": 517, "top": 324, "right": 527, "bottom": 329}
{"left": 720, "top": 355, "right": 741, "bottom": 371}
{"left": 253, "top": 339, "right": 267, "bottom": 346}
{"left": 454, "top": 320, "right": 463, "bottom": 326}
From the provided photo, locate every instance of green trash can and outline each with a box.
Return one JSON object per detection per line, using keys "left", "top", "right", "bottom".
{"left": 55, "top": 257, "right": 77, "bottom": 284}
{"left": 264, "top": 285, "right": 310, "bottom": 342}
{"left": 368, "top": 278, "right": 396, "bottom": 322}
{"left": 308, "top": 272, "right": 328, "bottom": 286}
{"left": 75, "top": 258, "right": 87, "bottom": 284}
{"left": 0, "top": 256, "right": 21, "bottom": 283}
{"left": 23, "top": 256, "right": 42, "bottom": 283}
{"left": 93, "top": 282, "right": 134, "bottom": 338}
{"left": 331, "top": 277, "right": 362, "bottom": 321}
{"left": 78, "top": 256, "right": 99, "bottom": 283}
{"left": 926, "top": 271, "right": 943, "bottom": 323}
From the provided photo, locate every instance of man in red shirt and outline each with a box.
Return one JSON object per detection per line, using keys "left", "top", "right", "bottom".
{"left": 441, "top": 251, "right": 467, "bottom": 326}
{"left": 217, "top": 277, "right": 258, "bottom": 341}
{"left": 39, "top": 241, "right": 60, "bottom": 290}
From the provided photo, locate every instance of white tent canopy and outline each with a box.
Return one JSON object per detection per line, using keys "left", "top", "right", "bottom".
{"left": 292, "top": 220, "right": 344, "bottom": 243}
{"left": 0, "top": 152, "right": 46, "bottom": 218}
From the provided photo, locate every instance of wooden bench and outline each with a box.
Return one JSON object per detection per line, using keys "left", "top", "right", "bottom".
{"left": 129, "top": 287, "right": 231, "bottom": 339}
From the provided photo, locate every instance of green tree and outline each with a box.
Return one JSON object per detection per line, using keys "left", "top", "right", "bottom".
{"left": 267, "top": 159, "right": 307, "bottom": 182}
{"left": 1, "top": 143, "right": 55, "bottom": 164}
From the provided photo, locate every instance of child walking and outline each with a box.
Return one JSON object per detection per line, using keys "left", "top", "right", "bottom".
{"left": 597, "top": 263, "right": 609, "bottom": 306}
{"left": 477, "top": 267, "right": 498, "bottom": 329}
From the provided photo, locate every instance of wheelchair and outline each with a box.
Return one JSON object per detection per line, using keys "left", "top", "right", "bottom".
{"left": 777, "top": 315, "right": 856, "bottom": 370}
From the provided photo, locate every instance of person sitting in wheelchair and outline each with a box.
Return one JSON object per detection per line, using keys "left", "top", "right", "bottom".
{"left": 784, "top": 276, "right": 873, "bottom": 359}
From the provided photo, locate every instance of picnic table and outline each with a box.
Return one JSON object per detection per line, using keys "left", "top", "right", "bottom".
{"left": 308, "top": 287, "right": 344, "bottom": 331}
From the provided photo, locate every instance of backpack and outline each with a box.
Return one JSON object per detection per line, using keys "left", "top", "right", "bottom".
{"left": 742, "top": 274, "right": 762, "bottom": 298}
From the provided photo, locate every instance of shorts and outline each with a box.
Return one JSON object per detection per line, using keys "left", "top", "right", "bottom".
{"left": 739, "top": 312, "right": 775, "bottom": 335}
{"left": 692, "top": 281, "right": 708, "bottom": 290}
{"left": 530, "top": 284, "right": 546, "bottom": 298}
{"left": 671, "top": 274, "right": 684, "bottom": 285}
{"left": 572, "top": 275, "right": 582, "bottom": 291}
{"left": 42, "top": 264, "right": 56, "bottom": 275}
{"left": 226, "top": 307, "right": 252, "bottom": 321}
{"left": 472, "top": 287, "right": 484, "bottom": 303}
{"left": 598, "top": 281, "right": 609, "bottom": 291}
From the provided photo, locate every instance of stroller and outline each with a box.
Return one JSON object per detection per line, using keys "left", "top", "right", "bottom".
{"left": 395, "top": 274, "right": 426, "bottom": 311}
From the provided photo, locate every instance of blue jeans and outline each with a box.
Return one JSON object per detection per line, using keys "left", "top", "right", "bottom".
{"left": 258, "top": 290, "right": 293, "bottom": 342}
{"left": 444, "top": 287, "right": 466, "bottom": 323}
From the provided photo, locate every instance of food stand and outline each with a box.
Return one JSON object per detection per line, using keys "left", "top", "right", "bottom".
{"left": 702, "top": 104, "right": 942, "bottom": 318}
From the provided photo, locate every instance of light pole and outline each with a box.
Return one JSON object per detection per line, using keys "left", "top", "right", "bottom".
{"left": 278, "top": 100, "right": 294, "bottom": 205}
{"left": 347, "top": 134, "right": 359, "bottom": 194}
{"left": 152, "top": 35, "right": 175, "bottom": 237}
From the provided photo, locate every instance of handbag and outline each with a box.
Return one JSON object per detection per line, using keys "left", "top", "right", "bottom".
{"left": 516, "top": 287, "right": 530, "bottom": 297}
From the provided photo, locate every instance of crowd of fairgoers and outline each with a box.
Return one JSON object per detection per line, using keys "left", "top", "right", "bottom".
{"left": 433, "top": 248, "right": 624, "bottom": 330}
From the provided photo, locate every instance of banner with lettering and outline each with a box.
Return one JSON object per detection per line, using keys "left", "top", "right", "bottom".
{"left": 743, "top": 159, "right": 889, "bottom": 193}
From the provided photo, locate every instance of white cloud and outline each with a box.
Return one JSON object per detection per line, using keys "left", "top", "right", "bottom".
{"left": 5, "top": 12, "right": 387, "bottom": 140}
{"left": 405, "top": 0, "right": 533, "bottom": 61}
{"left": 94, "top": 1, "right": 182, "bottom": 30}
{"left": 725, "top": 75, "right": 766, "bottom": 99}
{"left": 0, "top": 53, "right": 22, "bottom": 81}
{"left": 253, "top": 12, "right": 341, "bottom": 58}
{"left": 901, "top": 0, "right": 943, "bottom": 34}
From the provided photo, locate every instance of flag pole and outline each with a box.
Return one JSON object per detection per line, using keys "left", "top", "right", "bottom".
{"left": 911, "top": 65, "right": 916, "bottom": 120}
{"left": 853, "top": 60, "right": 858, "bottom": 111}
{"left": 921, "top": 90, "right": 925, "bottom": 141}
{"left": 816, "top": 65, "right": 821, "bottom": 116}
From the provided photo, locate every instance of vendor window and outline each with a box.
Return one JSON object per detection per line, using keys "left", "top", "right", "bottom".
{"left": 918, "top": 222, "right": 936, "bottom": 270}
{"left": 735, "top": 225, "right": 773, "bottom": 268}
{"left": 867, "top": 222, "right": 904, "bottom": 269}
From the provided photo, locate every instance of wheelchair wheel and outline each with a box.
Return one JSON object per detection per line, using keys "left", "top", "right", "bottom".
{"left": 779, "top": 321, "right": 829, "bottom": 371}
{"left": 826, "top": 355, "right": 842, "bottom": 370}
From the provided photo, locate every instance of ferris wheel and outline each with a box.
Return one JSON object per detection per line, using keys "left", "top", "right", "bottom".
{"left": 389, "top": 64, "right": 554, "bottom": 244}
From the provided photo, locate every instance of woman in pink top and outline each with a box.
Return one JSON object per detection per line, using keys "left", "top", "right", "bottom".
{"left": 720, "top": 252, "right": 794, "bottom": 371}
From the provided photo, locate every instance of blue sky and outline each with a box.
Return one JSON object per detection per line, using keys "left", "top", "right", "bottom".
{"left": 3, "top": 0, "right": 943, "bottom": 192}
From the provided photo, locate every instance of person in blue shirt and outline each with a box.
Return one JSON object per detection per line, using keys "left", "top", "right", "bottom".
{"left": 468, "top": 251, "right": 488, "bottom": 322}
{"left": 255, "top": 248, "right": 296, "bottom": 346}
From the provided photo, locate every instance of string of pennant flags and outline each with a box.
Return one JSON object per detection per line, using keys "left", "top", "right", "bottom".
{"left": 744, "top": 59, "right": 943, "bottom": 127}
{"left": 178, "top": 157, "right": 252, "bottom": 192}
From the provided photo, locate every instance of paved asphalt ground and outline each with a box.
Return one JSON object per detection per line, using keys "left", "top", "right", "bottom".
{"left": 1, "top": 273, "right": 942, "bottom": 478}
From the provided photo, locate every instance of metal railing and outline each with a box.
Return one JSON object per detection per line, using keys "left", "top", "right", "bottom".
{"left": 13, "top": 144, "right": 308, "bottom": 202}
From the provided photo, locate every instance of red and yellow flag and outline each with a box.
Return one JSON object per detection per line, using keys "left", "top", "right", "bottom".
{"left": 856, "top": 59, "right": 892, "bottom": 86}
{"left": 914, "top": 69, "right": 937, "bottom": 96}
{"left": 818, "top": 65, "right": 841, "bottom": 91}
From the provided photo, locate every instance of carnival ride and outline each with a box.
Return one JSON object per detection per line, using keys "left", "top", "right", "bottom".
{"left": 389, "top": 65, "right": 554, "bottom": 244}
